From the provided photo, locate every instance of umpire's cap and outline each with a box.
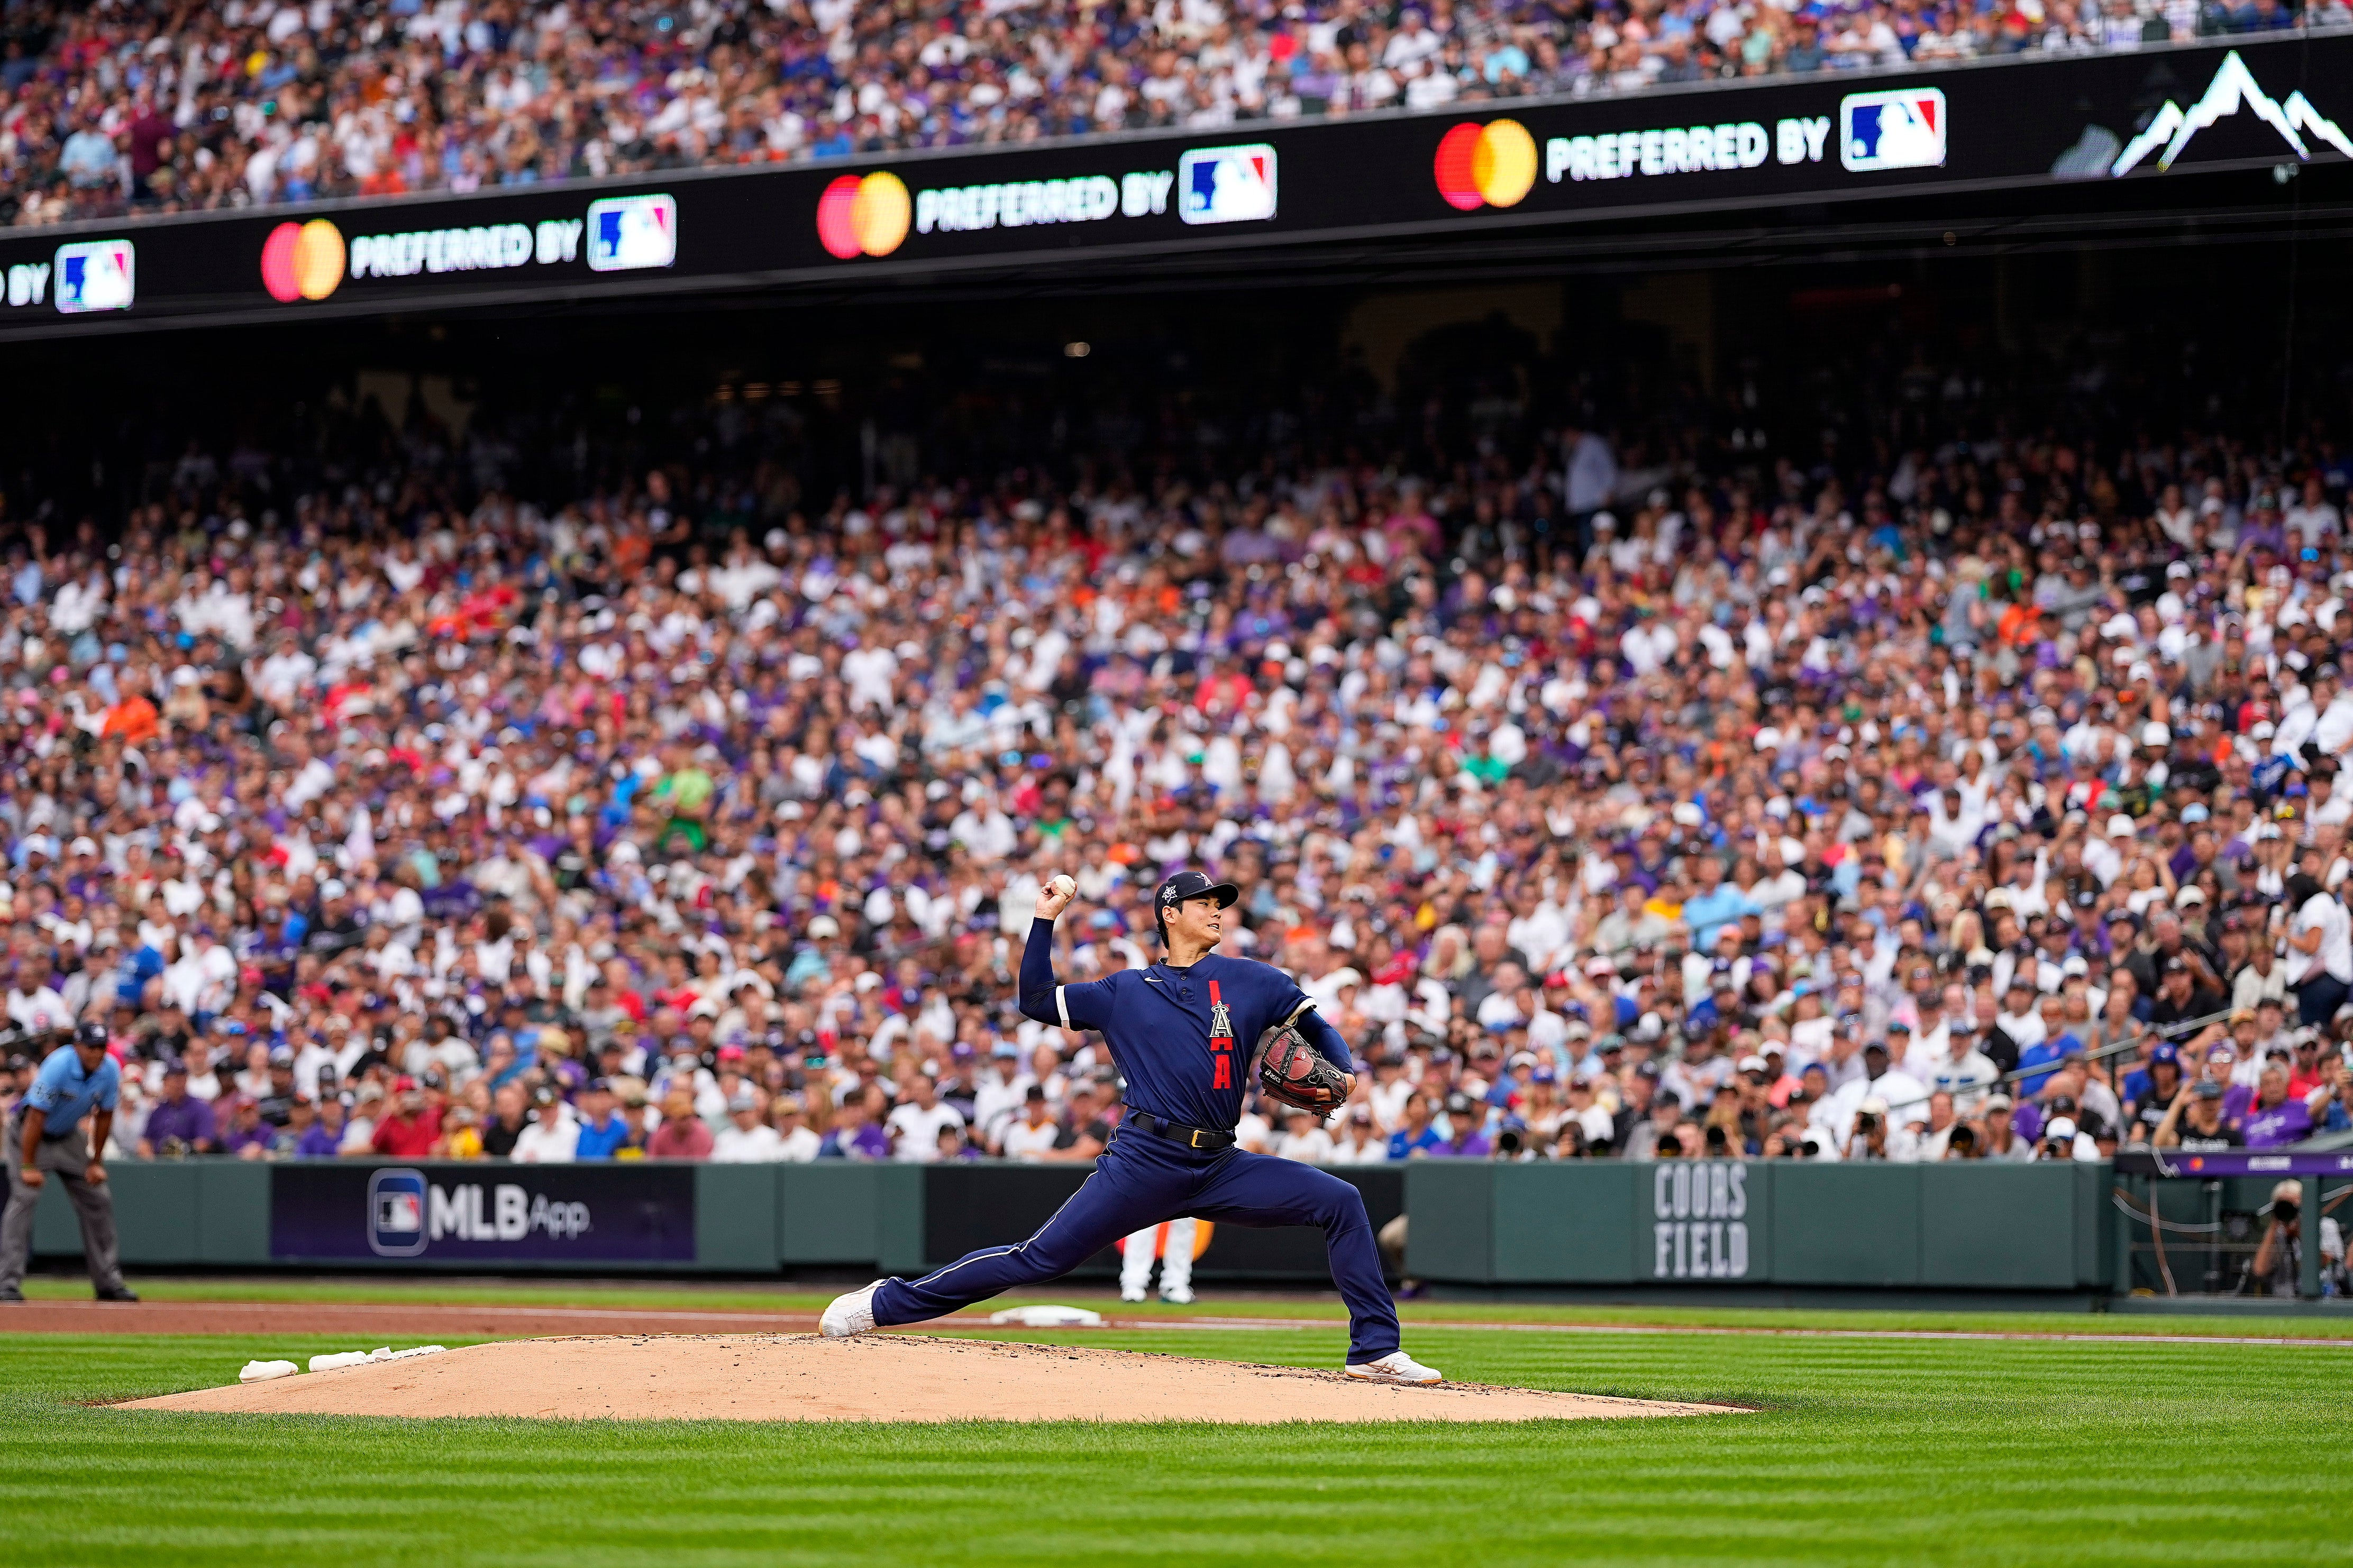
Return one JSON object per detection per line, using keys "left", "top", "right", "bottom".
{"left": 1154, "top": 869, "right": 1239, "bottom": 940}
{"left": 75, "top": 1020, "right": 108, "bottom": 1048}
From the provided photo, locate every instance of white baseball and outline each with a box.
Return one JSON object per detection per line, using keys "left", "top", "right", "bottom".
{"left": 1049, "top": 874, "right": 1077, "bottom": 900}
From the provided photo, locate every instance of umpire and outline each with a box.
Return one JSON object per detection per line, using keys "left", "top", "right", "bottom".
{"left": 0, "top": 1022, "right": 138, "bottom": 1303}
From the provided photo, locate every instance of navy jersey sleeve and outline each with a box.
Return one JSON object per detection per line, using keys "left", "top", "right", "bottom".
{"left": 1293, "top": 1007, "right": 1353, "bottom": 1073}
{"left": 1017, "top": 918, "right": 1118, "bottom": 1031}
{"left": 1257, "top": 965, "right": 1354, "bottom": 1073}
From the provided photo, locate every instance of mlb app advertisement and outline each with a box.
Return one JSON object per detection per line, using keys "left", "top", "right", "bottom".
{"left": 0, "top": 34, "right": 2341, "bottom": 334}
{"left": 269, "top": 1162, "right": 697, "bottom": 1263}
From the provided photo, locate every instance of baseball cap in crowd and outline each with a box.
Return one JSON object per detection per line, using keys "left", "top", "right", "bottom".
{"left": 1985, "top": 1094, "right": 2014, "bottom": 1113}
{"left": 727, "top": 1089, "right": 759, "bottom": 1112}
{"left": 2194, "top": 1080, "right": 2226, "bottom": 1100}
{"left": 807, "top": 915, "right": 841, "bottom": 938}
{"left": 2149, "top": 1042, "right": 2179, "bottom": 1066}
{"left": 1737, "top": 1054, "right": 1770, "bottom": 1075}
{"left": 2045, "top": 1116, "right": 2079, "bottom": 1141}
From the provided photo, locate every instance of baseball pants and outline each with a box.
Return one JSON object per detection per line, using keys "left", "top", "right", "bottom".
{"left": 873, "top": 1125, "right": 1400, "bottom": 1362}
{"left": 1120, "top": 1216, "right": 1196, "bottom": 1299}
{"left": 0, "top": 1121, "right": 125, "bottom": 1295}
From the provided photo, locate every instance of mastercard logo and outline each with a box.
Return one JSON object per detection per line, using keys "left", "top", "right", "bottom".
{"left": 1433, "top": 120, "right": 1538, "bottom": 212}
{"left": 816, "top": 171, "right": 911, "bottom": 260}
{"left": 260, "top": 219, "right": 346, "bottom": 302}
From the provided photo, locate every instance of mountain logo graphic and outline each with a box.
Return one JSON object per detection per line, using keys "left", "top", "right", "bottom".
{"left": 2111, "top": 49, "right": 2353, "bottom": 175}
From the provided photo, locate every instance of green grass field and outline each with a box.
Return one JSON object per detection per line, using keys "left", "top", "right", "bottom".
{"left": 5, "top": 1283, "right": 2350, "bottom": 1567}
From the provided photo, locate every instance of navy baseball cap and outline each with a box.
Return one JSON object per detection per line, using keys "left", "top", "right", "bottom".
{"left": 1154, "top": 869, "right": 1239, "bottom": 932}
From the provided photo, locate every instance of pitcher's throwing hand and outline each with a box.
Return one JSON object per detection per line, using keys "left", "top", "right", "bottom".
{"left": 1035, "top": 873, "right": 1078, "bottom": 920}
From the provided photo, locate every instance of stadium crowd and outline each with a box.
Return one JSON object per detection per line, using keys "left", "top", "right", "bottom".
{"left": 2, "top": 0, "right": 2347, "bottom": 225}
{"left": 0, "top": 324, "right": 2351, "bottom": 1295}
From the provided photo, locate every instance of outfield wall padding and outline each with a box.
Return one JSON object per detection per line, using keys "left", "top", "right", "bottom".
{"left": 28, "top": 1156, "right": 2108, "bottom": 1292}
{"left": 1403, "top": 1160, "right": 2112, "bottom": 1290}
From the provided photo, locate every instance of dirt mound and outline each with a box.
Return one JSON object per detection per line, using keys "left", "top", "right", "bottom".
{"left": 117, "top": 1334, "right": 1739, "bottom": 1424}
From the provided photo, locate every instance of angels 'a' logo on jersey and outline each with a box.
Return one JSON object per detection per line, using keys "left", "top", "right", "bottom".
{"left": 1206, "top": 980, "right": 1235, "bottom": 1090}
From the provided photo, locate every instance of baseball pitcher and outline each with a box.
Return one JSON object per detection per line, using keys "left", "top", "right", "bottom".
{"left": 822, "top": 869, "right": 1438, "bottom": 1383}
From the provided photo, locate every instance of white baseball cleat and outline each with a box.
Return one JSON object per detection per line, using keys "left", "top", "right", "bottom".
{"left": 1160, "top": 1285, "right": 1195, "bottom": 1306}
{"left": 1119, "top": 1287, "right": 1148, "bottom": 1304}
{"left": 820, "top": 1280, "right": 883, "bottom": 1338}
{"left": 1345, "top": 1350, "right": 1443, "bottom": 1384}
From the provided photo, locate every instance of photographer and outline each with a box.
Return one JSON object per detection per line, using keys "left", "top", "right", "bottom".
{"left": 2034, "top": 1114, "right": 2097, "bottom": 1162}
{"left": 2250, "top": 1180, "right": 2346, "bottom": 1297}
{"left": 1843, "top": 1095, "right": 1895, "bottom": 1162}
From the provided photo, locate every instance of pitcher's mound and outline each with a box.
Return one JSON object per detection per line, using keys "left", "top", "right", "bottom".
{"left": 118, "top": 1334, "right": 1739, "bottom": 1424}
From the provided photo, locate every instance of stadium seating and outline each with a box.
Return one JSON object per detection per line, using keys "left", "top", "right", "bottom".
{"left": 3, "top": 0, "right": 2343, "bottom": 226}
{"left": 0, "top": 320, "right": 2349, "bottom": 1198}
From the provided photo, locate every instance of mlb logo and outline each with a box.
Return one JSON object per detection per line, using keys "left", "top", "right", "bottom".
{"left": 586, "top": 194, "right": 679, "bottom": 272}
{"left": 53, "top": 239, "right": 135, "bottom": 314}
{"left": 1839, "top": 88, "right": 1946, "bottom": 173}
{"left": 1177, "top": 145, "right": 1278, "bottom": 226}
{"left": 367, "top": 1167, "right": 430, "bottom": 1257}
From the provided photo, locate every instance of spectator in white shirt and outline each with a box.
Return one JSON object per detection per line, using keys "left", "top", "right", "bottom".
{"left": 770, "top": 1096, "right": 823, "bottom": 1162}
{"left": 884, "top": 1072, "right": 966, "bottom": 1162}
{"left": 511, "top": 1094, "right": 579, "bottom": 1163}
{"left": 1928, "top": 1024, "right": 2001, "bottom": 1114}
{"left": 997, "top": 1085, "right": 1064, "bottom": 1160}
{"left": 712, "top": 1090, "right": 786, "bottom": 1162}
{"left": 2285, "top": 477, "right": 2342, "bottom": 549}
{"left": 1325, "top": 1105, "right": 1391, "bottom": 1163}
{"left": 1273, "top": 1105, "right": 1336, "bottom": 1162}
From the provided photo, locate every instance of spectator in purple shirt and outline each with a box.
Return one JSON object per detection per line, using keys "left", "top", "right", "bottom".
{"left": 294, "top": 1098, "right": 348, "bottom": 1158}
{"left": 1428, "top": 1093, "right": 1493, "bottom": 1158}
{"left": 138, "top": 1063, "right": 215, "bottom": 1156}
{"left": 219, "top": 1096, "right": 278, "bottom": 1159}
{"left": 2242, "top": 1062, "right": 2315, "bottom": 1149}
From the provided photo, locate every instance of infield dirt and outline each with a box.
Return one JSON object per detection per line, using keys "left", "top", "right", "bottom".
{"left": 117, "top": 1333, "right": 1741, "bottom": 1423}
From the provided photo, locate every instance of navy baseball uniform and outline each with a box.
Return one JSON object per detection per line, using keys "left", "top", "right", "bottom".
{"left": 867, "top": 897, "right": 1401, "bottom": 1363}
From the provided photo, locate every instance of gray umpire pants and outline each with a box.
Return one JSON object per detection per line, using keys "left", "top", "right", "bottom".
{"left": 0, "top": 1117, "right": 124, "bottom": 1293}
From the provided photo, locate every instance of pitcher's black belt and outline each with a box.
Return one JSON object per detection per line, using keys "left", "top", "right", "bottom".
{"left": 1126, "top": 1110, "right": 1236, "bottom": 1152}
